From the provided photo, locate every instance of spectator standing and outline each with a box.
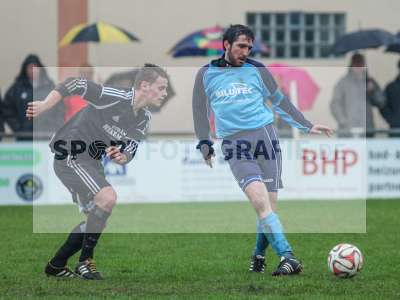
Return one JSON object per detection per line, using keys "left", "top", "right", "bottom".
{"left": 3, "top": 54, "right": 63, "bottom": 140}
{"left": 0, "top": 91, "right": 4, "bottom": 141}
{"left": 330, "top": 53, "right": 385, "bottom": 137}
{"left": 380, "top": 59, "right": 400, "bottom": 137}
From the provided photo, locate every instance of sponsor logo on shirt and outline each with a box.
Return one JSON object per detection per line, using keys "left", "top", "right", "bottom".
{"left": 214, "top": 83, "right": 254, "bottom": 99}
{"left": 103, "top": 124, "right": 127, "bottom": 140}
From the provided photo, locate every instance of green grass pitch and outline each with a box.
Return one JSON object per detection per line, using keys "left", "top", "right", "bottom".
{"left": 0, "top": 200, "right": 399, "bottom": 300}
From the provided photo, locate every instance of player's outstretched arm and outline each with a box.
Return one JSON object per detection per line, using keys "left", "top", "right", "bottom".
{"left": 255, "top": 62, "right": 316, "bottom": 133}
{"left": 309, "top": 124, "right": 334, "bottom": 137}
{"left": 26, "top": 90, "right": 62, "bottom": 119}
{"left": 26, "top": 76, "right": 96, "bottom": 119}
{"left": 275, "top": 100, "right": 334, "bottom": 137}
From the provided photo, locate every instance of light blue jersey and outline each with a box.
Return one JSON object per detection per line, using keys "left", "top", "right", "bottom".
{"left": 203, "top": 62, "right": 277, "bottom": 138}
{"left": 192, "top": 57, "right": 313, "bottom": 140}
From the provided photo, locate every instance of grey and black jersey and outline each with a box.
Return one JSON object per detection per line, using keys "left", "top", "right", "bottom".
{"left": 50, "top": 77, "right": 151, "bottom": 163}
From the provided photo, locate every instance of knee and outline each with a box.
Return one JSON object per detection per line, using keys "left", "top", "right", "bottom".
{"left": 103, "top": 188, "right": 117, "bottom": 208}
{"left": 245, "top": 181, "right": 271, "bottom": 215}
{"left": 246, "top": 181, "right": 266, "bottom": 202}
{"left": 94, "top": 186, "right": 117, "bottom": 211}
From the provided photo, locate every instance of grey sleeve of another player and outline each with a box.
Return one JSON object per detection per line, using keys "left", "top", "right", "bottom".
{"left": 257, "top": 65, "right": 313, "bottom": 132}
{"left": 54, "top": 77, "right": 102, "bottom": 103}
{"left": 55, "top": 78, "right": 133, "bottom": 108}
{"left": 123, "top": 139, "right": 140, "bottom": 163}
{"left": 192, "top": 67, "right": 211, "bottom": 140}
{"left": 122, "top": 109, "right": 151, "bottom": 163}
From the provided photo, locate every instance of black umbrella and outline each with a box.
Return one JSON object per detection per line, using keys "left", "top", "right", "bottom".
{"left": 331, "top": 29, "right": 396, "bottom": 55}
{"left": 104, "top": 69, "right": 175, "bottom": 113}
{"left": 385, "top": 32, "right": 400, "bottom": 53}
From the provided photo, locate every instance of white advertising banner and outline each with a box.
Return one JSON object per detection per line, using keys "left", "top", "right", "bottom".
{"left": 367, "top": 141, "right": 400, "bottom": 198}
{"left": 0, "top": 139, "right": 399, "bottom": 205}
{"left": 279, "top": 139, "right": 367, "bottom": 199}
{"left": 101, "top": 138, "right": 369, "bottom": 202}
{"left": 0, "top": 142, "right": 47, "bottom": 205}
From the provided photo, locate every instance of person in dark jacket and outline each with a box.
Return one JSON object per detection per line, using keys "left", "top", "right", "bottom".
{"left": 3, "top": 54, "right": 63, "bottom": 140}
{"left": 0, "top": 91, "right": 4, "bottom": 141}
{"left": 380, "top": 59, "right": 400, "bottom": 137}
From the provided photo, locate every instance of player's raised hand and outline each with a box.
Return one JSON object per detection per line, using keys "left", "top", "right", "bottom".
{"left": 310, "top": 124, "right": 334, "bottom": 137}
{"left": 26, "top": 90, "right": 64, "bottom": 120}
{"left": 26, "top": 101, "right": 46, "bottom": 120}
{"left": 106, "top": 146, "right": 128, "bottom": 165}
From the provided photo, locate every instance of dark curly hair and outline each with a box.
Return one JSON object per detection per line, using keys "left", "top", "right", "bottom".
{"left": 222, "top": 24, "right": 254, "bottom": 50}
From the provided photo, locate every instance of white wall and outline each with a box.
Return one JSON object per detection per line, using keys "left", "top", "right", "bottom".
{"left": 0, "top": 0, "right": 57, "bottom": 92}
{"left": 1, "top": 0, "right": 399, "bottom": 133}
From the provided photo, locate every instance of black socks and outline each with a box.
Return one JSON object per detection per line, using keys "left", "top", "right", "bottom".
{"left": 79, "top": 205, "right": 111, "bottom": 262}
{"left": 50, "top": 222, "right": 86, "bottom": 267}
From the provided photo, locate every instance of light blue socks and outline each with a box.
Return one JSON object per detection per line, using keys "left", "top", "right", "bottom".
{"left": 259, "top": 212, "right": 292, "bottom": 257}
{"left": 253, "top": 219, "right": 269, "bottom": 256}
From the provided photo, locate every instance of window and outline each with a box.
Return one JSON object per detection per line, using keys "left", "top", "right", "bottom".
{"left": 246, "top": 12, "right": 346, "bottom": 58}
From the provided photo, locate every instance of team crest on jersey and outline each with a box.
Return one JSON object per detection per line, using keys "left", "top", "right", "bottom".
{"left": 112, "top": 115, "right": 120, "bottom": 122}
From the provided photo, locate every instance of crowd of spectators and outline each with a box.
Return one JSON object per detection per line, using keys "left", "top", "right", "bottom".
{"left": 0, "top": 53, "right": 399, "bottom": 141}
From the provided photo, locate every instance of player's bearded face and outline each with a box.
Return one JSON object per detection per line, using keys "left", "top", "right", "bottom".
{"left": 145, "top": 76, "right": 168, "bottom": 107}
{"left": 225, "top": 35, "right": 253, "bottom": 67}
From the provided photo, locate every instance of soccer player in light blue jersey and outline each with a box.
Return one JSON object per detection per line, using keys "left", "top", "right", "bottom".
{"left": 192, "top": 25, "right": 333, "bottom": 276}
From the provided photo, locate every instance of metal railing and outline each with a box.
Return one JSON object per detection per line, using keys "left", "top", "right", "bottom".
{"left": 1, "top": 128, "right": 400, "bottom": 141}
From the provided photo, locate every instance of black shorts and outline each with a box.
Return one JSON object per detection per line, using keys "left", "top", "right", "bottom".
{"left": 53, "top": 155, "right": 111, "bottom": 211}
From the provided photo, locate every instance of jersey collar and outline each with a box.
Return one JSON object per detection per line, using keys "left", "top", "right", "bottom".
{"left": 210, "top": 54, "right": 248, "bottom": 68}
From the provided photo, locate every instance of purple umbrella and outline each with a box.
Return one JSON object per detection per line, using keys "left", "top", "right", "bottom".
{"left": 170, "top": 25, "right": 269, "bottom": 57}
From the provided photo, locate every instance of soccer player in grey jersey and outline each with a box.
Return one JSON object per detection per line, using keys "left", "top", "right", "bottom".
{"left": 27, "top": 64, "right": 169, "bottom": 279}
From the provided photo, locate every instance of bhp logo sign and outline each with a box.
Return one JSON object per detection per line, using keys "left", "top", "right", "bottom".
{"left": 302, "top": 149, "right": 358, "bottom": 175}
